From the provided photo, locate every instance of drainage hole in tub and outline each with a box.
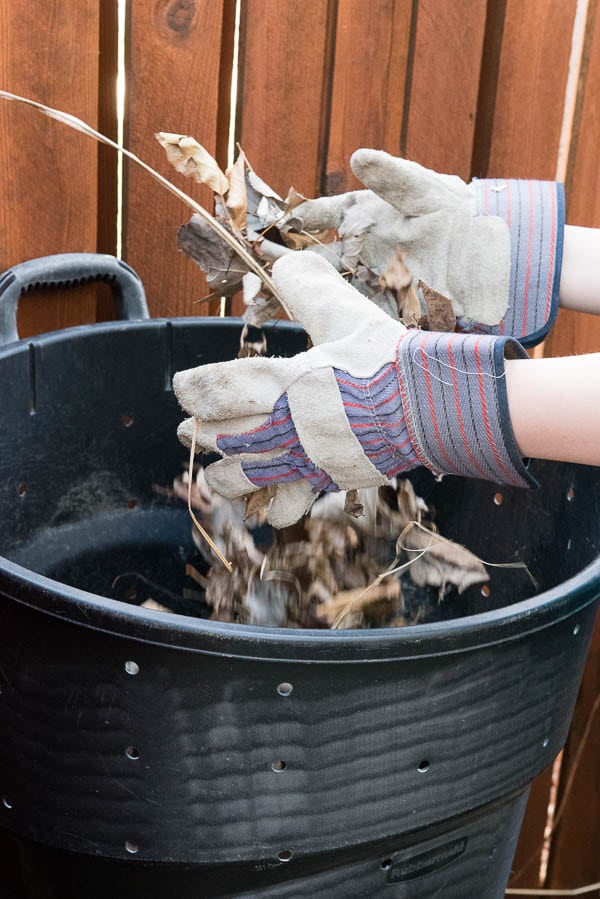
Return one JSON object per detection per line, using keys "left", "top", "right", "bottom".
{"left": 271, "top": 760, "right": 287, "bottom": 772}
{"left": 125, "top": 746, "right": 140, "bottom": 760}
{"left": 381, "top": 859, "right": 393, "bottom": 871}
{"left": 417, "top": 760, "right": 430, "bottom": 773}
{"left": 278, "top": 850, "right": 293, "bottom": 863}
{"left": 125, "top": 841, "right": 139, "bottom": 855}
{"left": 481, "top": 584, "right": 491, "bottom": 598}
{"left": 2, "top": 796, "right": 13, "bottom": 810}
{"left": 493, "top": 492, "right": 503, "bottom": 506}
{"left": 277, "top": 682, "right": 293, "bottom": 696}
{"left": 125, "top": 660, "right": 140, "bottom": 676}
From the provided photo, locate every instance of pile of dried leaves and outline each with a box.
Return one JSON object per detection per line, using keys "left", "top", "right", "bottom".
{"left": 151, "top": 468, "right": 489, "bottom": 630}
{"left": 150, "top": 134, "right": 490, "bottom": 629}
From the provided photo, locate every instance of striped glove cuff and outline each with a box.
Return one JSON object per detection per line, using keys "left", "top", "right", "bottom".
{"left": 464, "top": 179, "right": 565, "bottom": 347}
{"left": 395, "top": 331, "right": 536, "bottom": 488}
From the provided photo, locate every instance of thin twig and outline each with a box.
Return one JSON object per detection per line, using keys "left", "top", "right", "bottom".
{"left": 0, "top": 90, "right": 293, "bottom": 319}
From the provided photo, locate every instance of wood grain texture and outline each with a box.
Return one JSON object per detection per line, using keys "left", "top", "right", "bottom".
{"left": 0, "top": 1, "right": 100, "bottom": 338}
{"left": 546, "top": 0, "right": 600, "bottom": 358}
{"left": 484, "top": 0, "right": 577, "bottom": 179}
{"left": 546, "top": 613, "right": 600, "bottom": 888}
{"left": 324, "top": 0, "right": 413, "bottom": 194}
{"left": 236, "top": 0, "right": 333, "bottom": 197}
{"left": 402, "top": 0, "right": 486, "bottom": 179}
{"left": 508, "top": 767, "right": 554, "bottom": 887}
{"left": 123, "top": 0, "right": 229, "bottom": 318}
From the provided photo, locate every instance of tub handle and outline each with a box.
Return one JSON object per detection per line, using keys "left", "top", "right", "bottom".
{"left": 0, "top": 253, "right": 150, "bottom": 346}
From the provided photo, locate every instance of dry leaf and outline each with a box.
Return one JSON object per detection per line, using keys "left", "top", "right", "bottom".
{"left": 226, "top": 150, "right": 248, "bottom": 232}
{"left": 380, "top": 248, "right": 421, "bottom": 325}
{"left": 156, "top": 132, "right": 229, "bottom": 195}
{"left": 344, "top": 489, "right": 364, "bottom": 519}
{"left": 281, "top": 228, "right": 338, "bottom": 251}
{"left": 401, "top": 523, "right": 488, "bottom": 596}
{"left": 245, "top": 486, "right": 276, "bottom": 518}
{"left": 318, "top": 580, "right": 403, "bottom": 627}
{"left": 418, "top": 279, "right": 457, "bottom": 332}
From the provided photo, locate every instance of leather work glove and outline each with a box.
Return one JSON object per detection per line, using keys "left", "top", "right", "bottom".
{"left": 174, "top": 252, "right": 534, "bottom": 529}
{"left": 287, "top": 150, "right": 564, "bottom": 346}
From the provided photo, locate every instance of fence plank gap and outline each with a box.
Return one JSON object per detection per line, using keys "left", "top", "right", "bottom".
{"left": 96, "top": 0, "right": 120, "bottom": 322}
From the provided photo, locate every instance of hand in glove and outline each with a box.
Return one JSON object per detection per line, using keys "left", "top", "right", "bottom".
{"left": 174, "top": 252, "right": 534, "bottom": 528}
{"left": 288, "top": 151, "right": 564, "bottom": 346}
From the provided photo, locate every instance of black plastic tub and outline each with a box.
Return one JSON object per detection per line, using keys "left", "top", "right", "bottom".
{"left": 0, "top": 255, "right": 599, "bottom": 898}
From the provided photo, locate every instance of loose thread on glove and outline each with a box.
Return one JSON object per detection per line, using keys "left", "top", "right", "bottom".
{"left": 188, "top": 421, "right": 233, "bottom": 573}
{"left": 411, "top": 348, "right": 507, "bottom": 388}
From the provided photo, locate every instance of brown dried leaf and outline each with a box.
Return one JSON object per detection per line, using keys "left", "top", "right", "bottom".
{"left": 380, "top": 248, "right": 421, "bottom": 325}
{"left": 226, "top": 150, "right": 248, "bottom": 232}
{"left": 281, "top": 228, "right": 338, "bottom": 250}
{"left": 344, "top": 489, "right": 364, "bottom": 519}
{"left": 418, "top": 279, "right": 457, "bottom": 332}
{"left": 284, "top": 186, "right": 308, "bottom": 213}
{"left": 245, "top": 486, "right": 276, "bottom": 519}
{"left": 319, "top": 580, "right": 403, "bottom": 627}
{"left": 156, "top": 132, "right": 229, "bottom": 194}
{"left": 402, "top": 524, "right": 488, "bottom": 596}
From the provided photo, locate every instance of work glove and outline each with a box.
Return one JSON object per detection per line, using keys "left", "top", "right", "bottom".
{"left": 287, "top": 150, "right": 564, "bottom": 346}
{"left": 174, "top": 252, "right": 534, "bottom": 529}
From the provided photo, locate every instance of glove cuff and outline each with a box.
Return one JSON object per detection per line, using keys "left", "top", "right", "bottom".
{"left": 396, "top": 331, "right": 537, "bottom": 488}
{"left": 466, "top": 178, "right": 565, "bottom": 346}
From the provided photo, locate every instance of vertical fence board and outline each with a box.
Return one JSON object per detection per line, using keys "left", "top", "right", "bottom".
{"left": 124, "top": 0, "right": 230, "bottom": 319}
{"left": 546, "top": 613, "right": 600, "bottom": 888}
{"left": 324, "top": 0, "right": 413, "bottom": 194}
{"left": 546, "top": 0, "right": 600, "bottom": 359}
{"left": 508, "top": 767, "right": 554, "bottom": 887}
{"left": 482, "top": 0, "right": 577, "bottom": 179}
{"left": 402, "top": 0, "right": 486, "bottom": 179}
{"left": 0, "top": 1, "right": 100, "bottom": 338}
{"left": 236, "top": 0, "right": 333, "bottom": 197}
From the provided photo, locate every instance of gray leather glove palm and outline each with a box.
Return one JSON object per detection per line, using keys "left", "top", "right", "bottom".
{"left": 174, "top": 253, "right": 533, "bottom": 529}
{"left": 289, "top": 150, "right": 564, "bottom": 346}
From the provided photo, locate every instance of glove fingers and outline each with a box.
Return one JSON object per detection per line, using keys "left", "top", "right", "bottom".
{"left": 173, "top": 355, "right": 297, "bottom": 422}
{"left": 205, "top": 457, "right": 317, "bottom": 528}
{"left": 177, "top": 414, "right": 268, "bottom": 452}
{"left": 350, "top": 149, "right": 466, "bottom": 216}
{"left": 271, "top": 251, "right": 389, "bottom": 344}
{"left": 204, "top": 456, "right": 262, "bottom": 500}
{"left": 268, "top": 480, "right": 317, "bottom": 528}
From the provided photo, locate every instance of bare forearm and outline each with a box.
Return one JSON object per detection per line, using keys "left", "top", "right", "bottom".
{"left": 506, "top": 353, "right": 600, "bottom": 466}
{"left": 560, "top": 225, "right": 600, "bottom": 313}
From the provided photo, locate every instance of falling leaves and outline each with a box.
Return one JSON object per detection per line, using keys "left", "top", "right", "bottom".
{"left": 152, "top": 470, "right": 498, "bottom": 629}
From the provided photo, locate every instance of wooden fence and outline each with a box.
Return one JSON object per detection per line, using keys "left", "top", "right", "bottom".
{"left": 0, "top": 0, "right": 599, "bottom": 892}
